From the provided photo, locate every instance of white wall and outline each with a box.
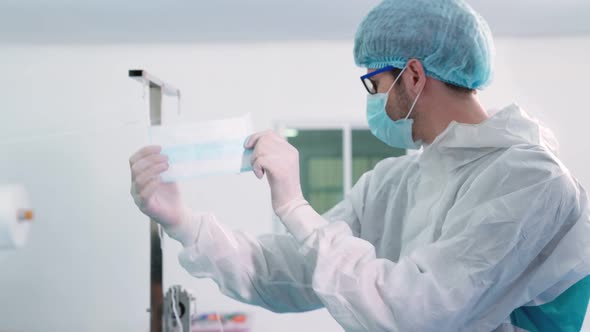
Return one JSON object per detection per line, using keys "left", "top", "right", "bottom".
{"left": 0, "top": 38, "right": 588, "bottom": 331}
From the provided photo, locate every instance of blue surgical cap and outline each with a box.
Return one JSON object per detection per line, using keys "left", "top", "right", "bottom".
{"left": 354, "top": 0, "right": 495, "bottom": 90}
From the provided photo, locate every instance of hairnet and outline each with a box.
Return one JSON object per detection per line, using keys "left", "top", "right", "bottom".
{"left": 354, "top": 0, "right": 495, "bottom": 90}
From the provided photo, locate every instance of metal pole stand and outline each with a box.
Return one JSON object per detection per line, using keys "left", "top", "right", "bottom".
{"left": 128, "top": 69, "right": 181, "bottom": 332}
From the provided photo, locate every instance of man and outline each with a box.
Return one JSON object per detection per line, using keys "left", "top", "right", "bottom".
{"left": 129, "top": 0, "right": 590, "bottom": 330}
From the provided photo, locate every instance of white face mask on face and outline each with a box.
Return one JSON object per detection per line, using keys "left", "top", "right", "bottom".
{"left": 366, "top": 65, "right": 423, "bottom": 150}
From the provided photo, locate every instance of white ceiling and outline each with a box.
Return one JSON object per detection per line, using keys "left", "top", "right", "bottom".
{"left": 0, "top": 0, "right": 589, "bottom": 43}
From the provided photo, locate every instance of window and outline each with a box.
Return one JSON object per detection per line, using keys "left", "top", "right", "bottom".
{"left": 287, "top": 130, "right": 344, "bottom": 214}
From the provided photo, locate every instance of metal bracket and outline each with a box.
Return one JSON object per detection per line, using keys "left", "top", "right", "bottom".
{"left": 164, "top": 285, "right": 196, "bottom": 332}
{"left": 129, "top": 70, "right": 181, "bottom": 97}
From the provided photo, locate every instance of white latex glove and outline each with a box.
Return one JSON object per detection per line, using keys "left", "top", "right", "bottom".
{"left": 129, "top": 146, "right": 191, "bottom": 230}
{"left": 245, "top": 130, "right": 304, "bottom": 211}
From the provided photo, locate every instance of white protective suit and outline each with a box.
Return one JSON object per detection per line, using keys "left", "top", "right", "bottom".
{"left": 167, "top": 104, "right": 590, "bottom": 331}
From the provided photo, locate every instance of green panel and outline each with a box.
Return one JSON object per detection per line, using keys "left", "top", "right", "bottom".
{"left": 288, "top": 130, "right": 343, "bottom": 214}
{"left": 351, "top": 129, "right": 405, "bottom": 185}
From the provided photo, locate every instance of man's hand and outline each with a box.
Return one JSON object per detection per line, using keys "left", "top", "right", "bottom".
{"left": 129, "top": 146, "right": 190, "bottom": 228}
{"left": 245, "top": 131, "right": 304, "bottom": 211}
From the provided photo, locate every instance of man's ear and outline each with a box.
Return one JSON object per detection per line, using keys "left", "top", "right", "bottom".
{"left": 404, "top": 59, "right": 427, "bottom": 96}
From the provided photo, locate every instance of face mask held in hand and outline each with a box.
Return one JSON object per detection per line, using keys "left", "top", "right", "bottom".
{"left": 149, "top": 114, "right": 254, "bottom": 182}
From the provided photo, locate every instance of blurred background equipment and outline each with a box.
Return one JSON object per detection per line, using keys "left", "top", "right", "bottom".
{"left": 0, "top": 185, "right": 33, "bottom": 250}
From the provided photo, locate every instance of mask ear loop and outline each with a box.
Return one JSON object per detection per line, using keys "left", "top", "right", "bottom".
{"left": 386, "top": 65, "right": 408, "bottom": 94}
{"left": 216, "top": 310, "right": 225, "bottom": 332}
{"left": 177, "top": 91, "right": 182, "bottom": 116}
{"left": 142, "top": 78, "right": 148, "bottom": 101}
{"left": 404, "top": 86, "right": 424, "bottom": 121}
{"left": 170, "top": 286, "right": 183, "bottom": 331}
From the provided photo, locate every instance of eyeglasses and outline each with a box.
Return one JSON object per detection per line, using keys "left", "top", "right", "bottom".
{"left": 360, "top": 65, "right": 396, "bottom": 95}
